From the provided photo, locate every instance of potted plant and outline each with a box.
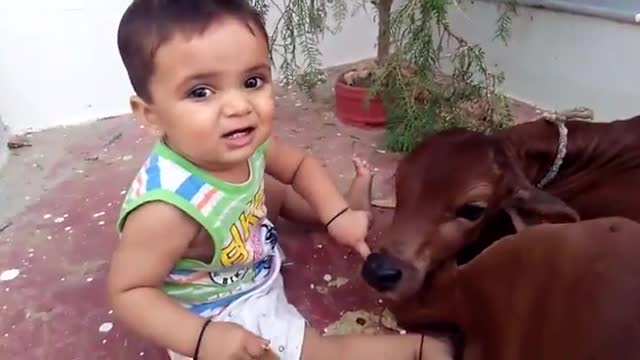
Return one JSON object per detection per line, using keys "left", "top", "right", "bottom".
{"left": 252, "top": 0, "right": 517, "bottom": 152}
{"left": 335, "top": 58, "right": 386, "bottom": 128}
{"left": 334, "top": 0, "right": 392, "bottom": 129}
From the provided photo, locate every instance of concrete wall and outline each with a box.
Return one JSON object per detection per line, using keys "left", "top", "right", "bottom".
{"left": 0, "top": 0, "right": 638, "bottom": 133}
{"left": 447, "top": 1, "right": 640, "bottom": 121}
{"left": 0, "top": 1, "right": 135, "bottom": 134}
{"left": 0, "top": 119, "right": 8, "bottom": 170}
{"left": 0, "top": 1, "right": 377, "bottom": 134}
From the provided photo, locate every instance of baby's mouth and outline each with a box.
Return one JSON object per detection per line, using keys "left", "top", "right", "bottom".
{"left": 222, "top": 126, "right": 255, "bottom": 139}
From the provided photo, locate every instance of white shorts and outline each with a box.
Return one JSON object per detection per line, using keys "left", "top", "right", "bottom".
{"left": 168, "top": 273, "right": 307, "bottom": 360}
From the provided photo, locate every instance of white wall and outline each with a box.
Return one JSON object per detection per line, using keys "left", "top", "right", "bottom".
{"left": 0, "top": 1, "right": 136, "bottom": 134}
{"left": 0, "top": 0, "right": 378, "bottom": 134}
{"left": 303, "top": 6, "right": 378, "bottom": 75}
{"left": 0, "top": 119, "right": 8, "bottom": 170}
{"left": 447, "top": 1, "right": 640, "bottom": 122}
{"left": 1, "top": 1, "right": 638, "bottom": 133}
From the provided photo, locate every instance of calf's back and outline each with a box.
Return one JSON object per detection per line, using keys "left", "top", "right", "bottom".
{"left": 458, "top": 217, "right": 640, "bottom": 360}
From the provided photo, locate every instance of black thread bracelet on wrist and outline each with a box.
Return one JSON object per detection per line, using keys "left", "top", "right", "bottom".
{"left": 325, "top": 206, "right": 349, "bottom": 229}
{"left": 193, "top": 318, "right": 212, "bottom": 360}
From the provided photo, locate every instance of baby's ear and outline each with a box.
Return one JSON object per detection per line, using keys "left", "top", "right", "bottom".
{"left": 130, "top": 95, "right": 164, "bottom": 137}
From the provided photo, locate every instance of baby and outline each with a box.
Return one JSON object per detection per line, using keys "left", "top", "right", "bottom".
{"left": 107, "top": 1, "right": 453, "bottom": 359}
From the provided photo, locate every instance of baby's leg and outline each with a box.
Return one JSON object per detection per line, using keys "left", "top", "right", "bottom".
{"left": 265, "top": 157, "right": 373, "bottom": 225}
{"left": 301, "top": 328, "right": 453, "bottom": 360}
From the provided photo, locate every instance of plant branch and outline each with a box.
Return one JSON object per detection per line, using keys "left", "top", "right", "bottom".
{"left": 376, "top": 0, "right": 393, "bottom": 64}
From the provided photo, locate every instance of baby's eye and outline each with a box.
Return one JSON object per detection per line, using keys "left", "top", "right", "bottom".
{"left": 189, "top": 86, "right": 213, "bottom": 99}
{"left": 245, "top": 76, "right": 264, "bottom": 89}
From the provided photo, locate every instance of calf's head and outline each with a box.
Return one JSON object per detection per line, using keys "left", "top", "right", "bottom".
{"left": 362, "top": 129, "right": 579, "bottom": 299}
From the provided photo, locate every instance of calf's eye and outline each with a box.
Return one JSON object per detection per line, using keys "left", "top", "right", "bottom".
{"left": 456, "top": 203, "right": 486, "bottom": 221}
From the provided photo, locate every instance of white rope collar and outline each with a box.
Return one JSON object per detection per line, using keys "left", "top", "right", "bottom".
{"left": 537, "top": 118, "right": 568, "bottom": 188}
{"left": 533, "top": 107, "right": 593, "bottom": 188}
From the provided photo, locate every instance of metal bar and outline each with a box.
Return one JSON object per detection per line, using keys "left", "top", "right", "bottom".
{"left": 479, "top": 0, "right": 640, "bottom": 25}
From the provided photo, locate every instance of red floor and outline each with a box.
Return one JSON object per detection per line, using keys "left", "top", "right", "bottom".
{"left": 0, "top": 81, "right": 539, "bottom": 359}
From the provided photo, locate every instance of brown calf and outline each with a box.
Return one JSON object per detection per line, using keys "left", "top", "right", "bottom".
{"left": 362, "top": 114, "right": 640, "bottom": 298}
{"left": 387, "top": 217, "right": 640, "bottom": 360}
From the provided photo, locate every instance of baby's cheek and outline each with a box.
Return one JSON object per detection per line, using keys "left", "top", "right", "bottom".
{"left": 255, "top": 92, "right": 275, "bottom": 120}
{"left": 186, "top": 119, "right": 220, "bottom": 140}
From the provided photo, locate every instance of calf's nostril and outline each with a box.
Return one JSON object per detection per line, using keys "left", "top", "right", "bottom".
{"left": 361, "top": 253, "right": 403, "bottom": 292}
{"left": 377, "top": 267, "right": 402, "bottom": 284}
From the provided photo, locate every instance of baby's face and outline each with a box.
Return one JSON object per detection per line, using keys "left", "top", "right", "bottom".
{"left": 147, "top": 17, "right": 273, "bottom": 169}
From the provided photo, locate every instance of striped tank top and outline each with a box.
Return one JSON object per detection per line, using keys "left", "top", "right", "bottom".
{"left": 117, "top": 140, "right": 280, "bottom": 315}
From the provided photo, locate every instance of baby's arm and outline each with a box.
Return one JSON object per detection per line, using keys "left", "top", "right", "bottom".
{"left": 107, "top": 201, "right": 209, "bottom": 355}
{"left": 264, "top": 138, "right": 350, "bottom": 226}
{"left": 107, "top": 202, "right": 267, "bottom": 358}
{"left": 264, "top": 138, "right": 371, "bottom": 256}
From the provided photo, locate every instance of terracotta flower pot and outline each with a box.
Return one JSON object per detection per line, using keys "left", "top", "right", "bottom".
{"left": 334, "top": 73, "right": 386, "bottom": 128}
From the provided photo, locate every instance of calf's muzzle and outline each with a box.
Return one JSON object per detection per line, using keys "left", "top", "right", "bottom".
{"left": 361, "top": 252, "right": 404, "bottom": 292}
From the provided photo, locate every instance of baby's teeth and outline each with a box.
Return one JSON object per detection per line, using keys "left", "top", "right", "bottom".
{"left": 231, "top": 131, "right": 246, "bottom": 138}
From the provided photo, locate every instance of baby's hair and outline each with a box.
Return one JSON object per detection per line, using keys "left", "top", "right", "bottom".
{"left": 117, "top": 0, "right": 269, "bottom": 102}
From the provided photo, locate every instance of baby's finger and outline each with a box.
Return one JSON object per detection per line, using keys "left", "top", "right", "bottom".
{"left": 245, "top": 337, "right": 271, "bottom": 358}
{"left": 257, "top": 348, "right": 280, "bottom": 360}
{"left": 354, "top": 241, "right": 371, "bottom": 258}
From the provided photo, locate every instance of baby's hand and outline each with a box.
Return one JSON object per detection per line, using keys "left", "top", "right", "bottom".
{"left": 201, "top": 322, "right": 278, "bottom": 360}
{"left": 327, "top": 209, "right": 371, "bottom": 258}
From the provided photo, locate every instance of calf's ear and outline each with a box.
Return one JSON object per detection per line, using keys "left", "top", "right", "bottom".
{"left": 503, "top": 188, "right": 580, "bottom": 232}
{"left": 492, "top": 140, "right": 580, "bottom": 232}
